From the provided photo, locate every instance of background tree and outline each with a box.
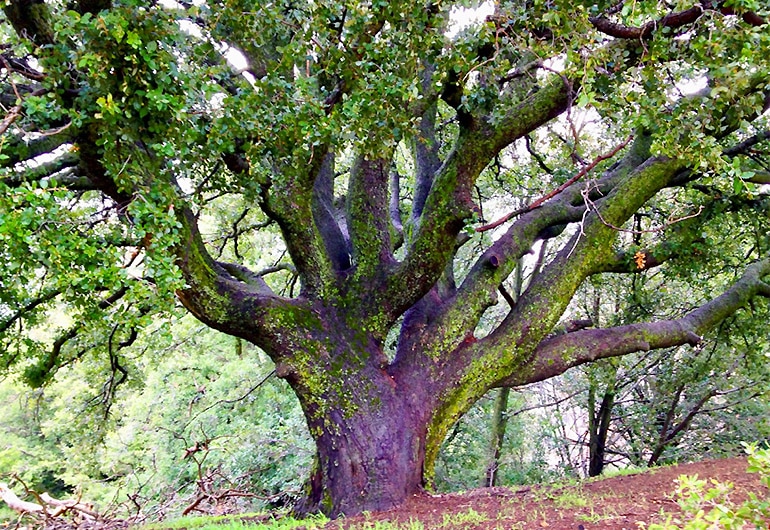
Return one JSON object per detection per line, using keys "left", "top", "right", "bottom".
{"left": 0, "top": 317, "right": 315, "bottom": 519}
{"left": 2, "top": 0, "right": 770, "bottom": 517}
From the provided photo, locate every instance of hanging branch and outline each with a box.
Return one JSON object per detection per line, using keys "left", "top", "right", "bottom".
{"left": 477, "top": 135, "right": 633, "bottom": 233}
{"left": 581, "top": 183, "right": 705, "bottom": 236}
{"left": 524, "top": 134, "right": 555, "bottom": 175}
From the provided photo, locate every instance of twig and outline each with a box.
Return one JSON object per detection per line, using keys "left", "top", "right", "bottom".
{"left": 184, "top": 370, "right": 276, "bottom": 430}
{"left": 477, "top": 135, "right": 633, "bottom": 232}
{"left": 582, "top": 181, "right": 704, "bottom": 234}
{"left": 524, "top": 134, "right": 554, "bottom": 175}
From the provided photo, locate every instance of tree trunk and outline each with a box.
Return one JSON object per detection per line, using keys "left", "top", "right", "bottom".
{"left": 483, "top": 387, "right": 511, "bottom": 487}
{"left": 588, "top": 388, "right": 615, "bottom": 477}
{"left": 296, "top": 401, "right": 428, "bottom": 517}
{"left": 283, "top": 334, "right": 434, "bottom": 518}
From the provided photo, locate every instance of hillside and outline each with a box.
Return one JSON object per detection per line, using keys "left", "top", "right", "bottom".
{"left": 326, "top": 457, "right": 765, "bottom": 529}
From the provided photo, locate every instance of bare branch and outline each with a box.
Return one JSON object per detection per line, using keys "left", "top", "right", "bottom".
{"left": 723, "top": 130, "right": 770, "bottom": 157}
{"left": 0, "top": 86, "right": 45, "bottom": 135}
{"left": 477, "top": 135, "right": 633, "bottom": 233}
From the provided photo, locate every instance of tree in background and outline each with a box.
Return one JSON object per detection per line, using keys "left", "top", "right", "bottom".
{"left": 0, "top": 317, "right": 315, "bottom": 519}
{"left": 2, "top": 0, "right": 770, "bottom": 517}
{"left": 576, "top": 240, "right": 770, "bottom": 475}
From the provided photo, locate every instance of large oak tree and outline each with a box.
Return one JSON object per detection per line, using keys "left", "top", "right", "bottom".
{"left": 2, "top": 0, "right": 770, "bottom": 517}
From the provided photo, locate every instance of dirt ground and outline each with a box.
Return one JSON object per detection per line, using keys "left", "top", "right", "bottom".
{"left": 330, "top": 457, "right": 767, "bottom": 529}
{"left": 17, "top": 456, "right": 767, "bottom": 530}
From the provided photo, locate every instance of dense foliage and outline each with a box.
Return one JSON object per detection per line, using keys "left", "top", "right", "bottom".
{"left": 2, "top": 0, "right": 770, "bottom": 517}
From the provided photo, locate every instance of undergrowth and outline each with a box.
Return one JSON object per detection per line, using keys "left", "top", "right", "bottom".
{"left": 643, "top": 444, "right": 770, "bottom": 530}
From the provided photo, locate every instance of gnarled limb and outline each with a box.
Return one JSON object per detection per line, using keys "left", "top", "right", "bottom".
{"left": 406, "top": 133, "right": 649, "bottom": 372}
{"left": 589, "top": 2, "right": 766, "bottom": 41}
{"left": 502, "top": 257, "right": 770, "bottom": 387}
{"left": 386, "top": 69, "right": 581, "bottom": 325}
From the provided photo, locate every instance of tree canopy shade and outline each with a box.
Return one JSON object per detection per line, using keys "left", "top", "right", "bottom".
{"left": 2, "top": 0, "right": 770, "bottom": 518}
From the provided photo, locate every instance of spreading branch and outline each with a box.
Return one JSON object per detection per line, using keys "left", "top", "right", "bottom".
{"left": 501, "top": 257, "right": 770, "bottom": 387}
{"left": 589, "top": 2, "right": 766, "bottom": 40}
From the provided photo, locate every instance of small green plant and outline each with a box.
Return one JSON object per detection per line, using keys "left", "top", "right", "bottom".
{"left": 643, "top": 444, "right": 770, "bottom": 530}
{"left": 552, "top": 488, "right": 590, "bottom": 509}
{"left": 577, "top": 506, "right": 616, "bottom": 524}
{"left": 599, "top": 465, "right": 649, "bottom": 479}
{"left": 440, "top": 507, "right": 487, "bottom": 527}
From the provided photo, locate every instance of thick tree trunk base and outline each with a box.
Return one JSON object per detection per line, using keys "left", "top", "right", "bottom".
{"left": 290, "top": 396, "right": 429, "bottom": 518}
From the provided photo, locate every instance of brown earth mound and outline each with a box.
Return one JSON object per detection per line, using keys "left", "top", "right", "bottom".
{"left": 331, "top": 457, "right": 767, "bottom": 529}
{"left": 15, "top": 457, "right": 766, "bottom": 530}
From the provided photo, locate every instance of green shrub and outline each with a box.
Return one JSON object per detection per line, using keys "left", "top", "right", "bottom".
{"left": 644, "top": 444, "right": 770, "bottom": 529}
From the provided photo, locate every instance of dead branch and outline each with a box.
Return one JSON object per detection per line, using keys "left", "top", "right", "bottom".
{"left": 0, "top": 481, "right": 100, "bottom": 521}
{"left": 0, "top": 482, "right": 48, "bottom": 516}
{"left": 477, "top": 135, "right": 633, "bottom": 232}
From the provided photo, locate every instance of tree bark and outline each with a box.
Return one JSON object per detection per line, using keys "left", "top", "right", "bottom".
{"left": 290, "top": 360, "right": 431, "bottom": 517}
{"left": 296, "top": 398, "right": 428, "bottom": 516}
{"left": 587, "top": 387, "right": 615, "bottom": 477}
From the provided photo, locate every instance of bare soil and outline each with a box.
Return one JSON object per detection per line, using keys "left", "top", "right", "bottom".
{"left": 23, "top": 457, "right": 767, "bottom": 530}
{"left": 330, "top": 457, "right": 767, "bottom": 529}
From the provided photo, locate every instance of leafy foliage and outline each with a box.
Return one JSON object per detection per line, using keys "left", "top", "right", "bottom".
{"left": 644, "top": 444, "right": 770, "bottom": 530}
{"left": 0, "top": 317, "right": 312, "bottom": 518}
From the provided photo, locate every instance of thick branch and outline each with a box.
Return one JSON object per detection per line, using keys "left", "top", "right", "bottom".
{"left": 745, "top": 171, "right": 770, "bottom": 185}
{"left": 0, "top": 129, "right": 74, "bottom": 168}
{"left": 589, "top": 2, "right": 765, "bottom": 40}
{"left": 1, "top": 54, "right": 45, "bottom": 82}
{"left": 502, "top": 257, "right": 770, "bottom": 387}
{"left": 311, "top": 152, "right": 351, "bottom": 272}
{"left": 386, "top": 71, "right": 578, "bottom": 325}
{"left": 346, "top": 153, "right": 394, "bottom": 282}
{"left": 477, "top": 135, "right": 633, "bottom": 233}
{"left": 216, "top": 261, "right": 274, "bottom": 295}
{"left": 388, "top": 167, "right": 404, "bottom": 249}
{"left": 3, "top": 0, "right": 55, "bottom": 47}
{"left": 411, "top": 101, "right": 441, "bottom": 225}
{"left": 412, "top": 133, "right": 658, "bottom": 370}
{"left": 255, "top": 148, "right": 340, "bottom": 297}
{"left": 171, "top": 203, "right": 323, "bottom": 370}
{"left": 723, "top": 130, "right": 770, "bottom": 157}
{"left": 4, "top": 151, "right": 79, "bottom": 185}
